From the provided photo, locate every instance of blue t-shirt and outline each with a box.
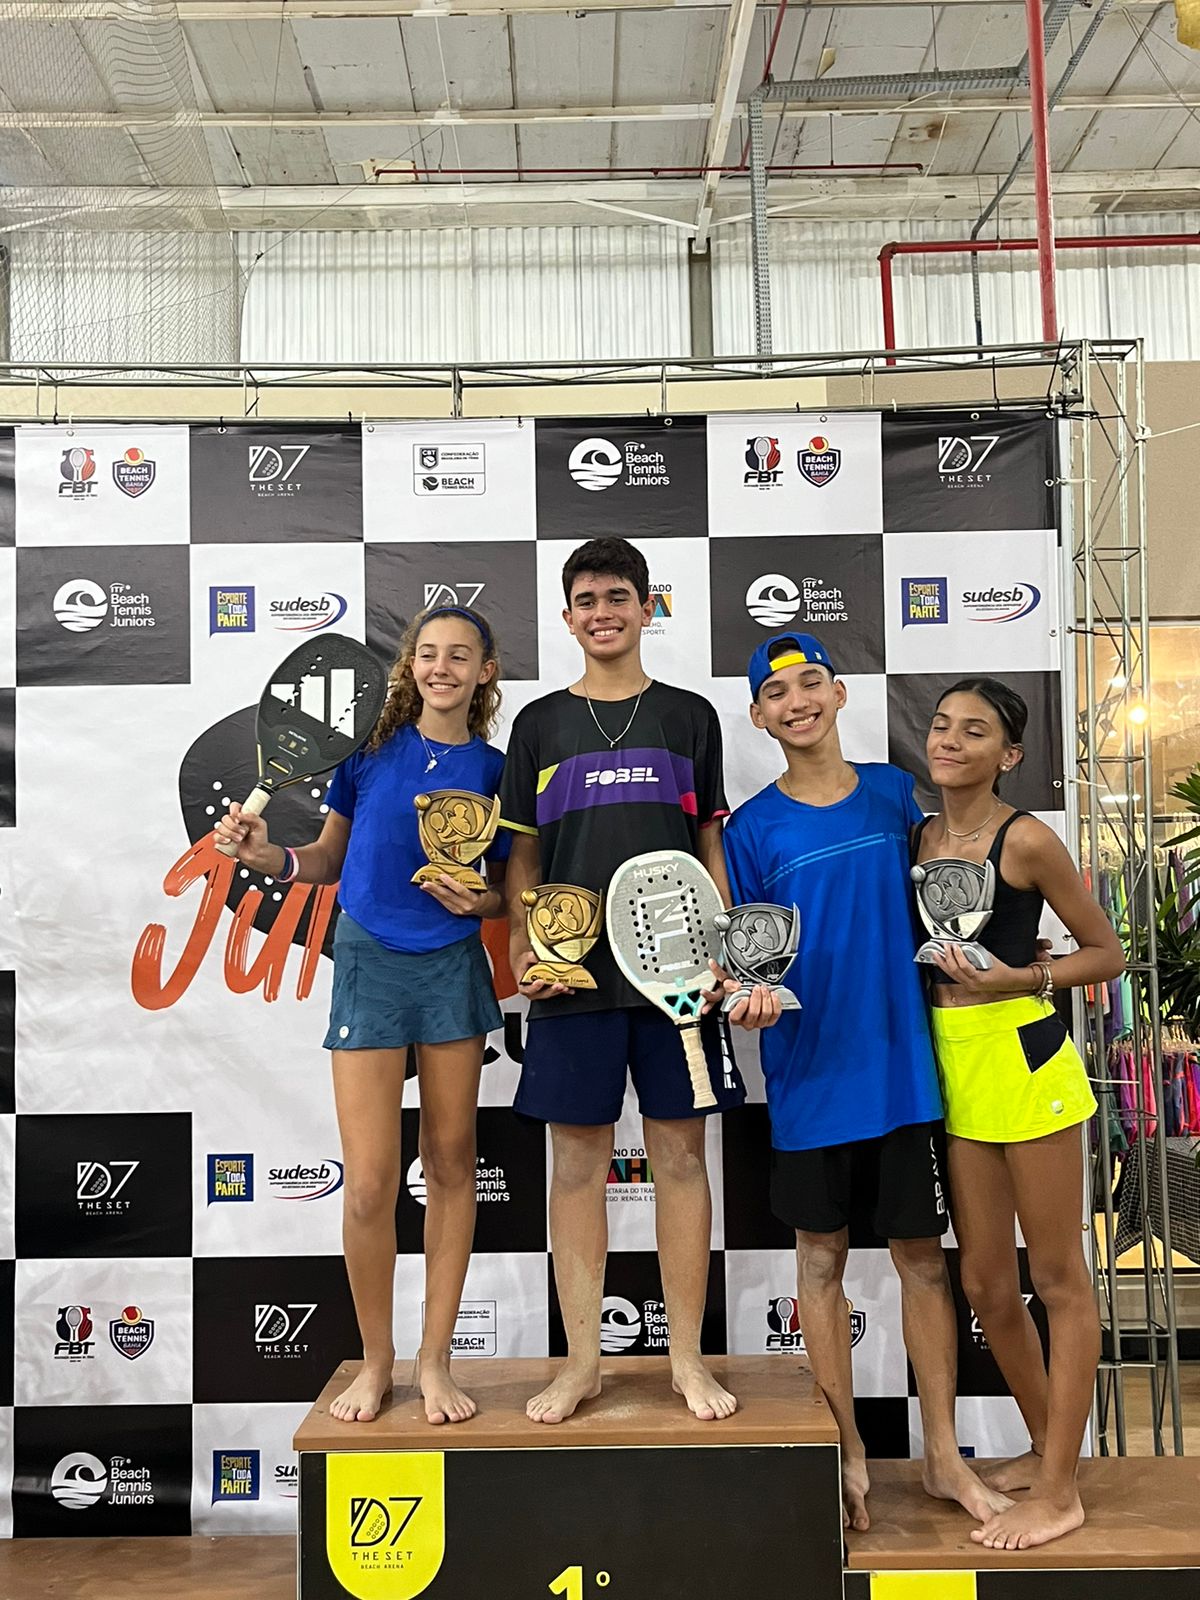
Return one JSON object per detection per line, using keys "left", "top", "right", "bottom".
{"left": 724, "top": 762, "right": 941, "bottom": 1152}
{"left": 326, "top": 723, "right": 510, "bottom": 954}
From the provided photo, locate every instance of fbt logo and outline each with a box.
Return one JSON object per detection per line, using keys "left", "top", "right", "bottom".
{"left": 255, "top": 1302, "right": 317, "bottom": 1358}
{"left": 58, "top": 448, "right": 97, "bottom": 497}
{"left": 77, "top": 1160, "right": 139, "bottom": 1214}
{"left": 765, "top": 1296, "right": 866, "bottom": 1353}
{"left": 584, "top": 765, "right": 659, "bottom": 788}
{"left": 54, "top": 1304, "right": 96, "bottom": 1362}
{"left": 937, "top": 434, "right": 999, "bottom": 487}
{"left": 744, "top": 435, "right": 782, "bottom": 488}
{"left": 248, "top": 443, "right": 309, "bottom": 494}
{"left": 212, "top": 1449, "right": 260, "bottom": 1503}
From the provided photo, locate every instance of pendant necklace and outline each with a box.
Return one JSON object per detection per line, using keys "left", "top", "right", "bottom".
{"left": 417, "top": 726, "right": 466, "bottom": 774}
{"left": 943, "top": 801, "right": 1002, "bottom": 843}
{"left": 583, "top": 677, "right": 650, "bottom": 750}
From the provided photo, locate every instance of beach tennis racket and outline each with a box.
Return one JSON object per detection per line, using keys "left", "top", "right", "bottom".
{"left": 214, "top": 633, "right": 388, "bottom": 858}
{"left": 606, "top": 850, "right": 724, "bottom": 1109}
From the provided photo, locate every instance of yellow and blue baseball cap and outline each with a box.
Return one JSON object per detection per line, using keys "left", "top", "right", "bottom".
{"left": 748, "top": 632, "right": 836, "bottom": 699}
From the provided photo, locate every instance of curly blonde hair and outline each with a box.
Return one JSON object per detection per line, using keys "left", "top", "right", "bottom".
{"left": 367, "top": 606, "right": 502, "bottom": 751}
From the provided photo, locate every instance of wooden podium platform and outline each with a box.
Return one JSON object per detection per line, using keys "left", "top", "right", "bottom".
{"left": 293, "top": 1355, "right": 843, "bottom": 1599}
{"left": 845, "top": 1457, "right": 1200, "bottom": 1599}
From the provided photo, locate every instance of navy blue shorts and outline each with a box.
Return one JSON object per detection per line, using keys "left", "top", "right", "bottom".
{"left": 516, "top": 1006, "right": 745, "bottom": 1125}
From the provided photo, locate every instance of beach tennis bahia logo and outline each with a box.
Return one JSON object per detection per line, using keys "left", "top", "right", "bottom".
{"left": 109, "top": 1305, "right": 155, "bottom": 1361}
{"left": 798, "top": 435, "right": 840, "bottom": 487}
{"left": 112, "top": 447, "right": 156, "bottom": 498}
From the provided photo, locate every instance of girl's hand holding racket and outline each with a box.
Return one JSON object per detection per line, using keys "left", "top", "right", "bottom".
{"left": 214, "top": 800, "right": 275, "bottom": 871}
{"left": 704, "top": 960, "right": 784, "bottom": 1029}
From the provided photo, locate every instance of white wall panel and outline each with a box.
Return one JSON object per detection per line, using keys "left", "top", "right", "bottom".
{"left": 712, "top": 213, "right": 1200, "bottom": 361}
{"left": 238, "top": 226, "right": 689, "bottom": 364}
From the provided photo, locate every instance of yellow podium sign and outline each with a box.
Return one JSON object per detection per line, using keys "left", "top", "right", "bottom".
{"left": 325, "top": 1452, "right": 445, "bottom": 1600}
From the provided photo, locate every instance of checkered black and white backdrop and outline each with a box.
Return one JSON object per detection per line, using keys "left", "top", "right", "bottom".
{"left": 0, "top": 409, "right": 1068, "bottom": 1536}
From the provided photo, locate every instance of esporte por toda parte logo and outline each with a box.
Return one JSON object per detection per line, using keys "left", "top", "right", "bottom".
{"left": 209, "top": 587, "right": 255, "bottom": 634}
{"left": 212, "top": 1449, "right": 260, "bottom": 1503}
{"left": 208, "top": 1153, "right": 254, "bottom": 1203}
{"left": 901, "top": 576, "right": 949, "bottom": 626}
{"left": 53, "top": 578, "right": 157, "bottom": 632}
{"left": 568, "top": 436, "right": 670, "bottom": 492}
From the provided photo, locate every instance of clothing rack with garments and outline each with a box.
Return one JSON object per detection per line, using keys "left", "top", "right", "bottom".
{"left": 1106, "top": 1031, "right": 1200, "bottom": 1145}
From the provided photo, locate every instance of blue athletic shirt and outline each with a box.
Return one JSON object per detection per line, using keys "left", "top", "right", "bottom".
{"left": 723, "top": 762, "right": 941, "bottom": 1152}
{"left": 326, "top": 722, "right": 510, "bottom": 954}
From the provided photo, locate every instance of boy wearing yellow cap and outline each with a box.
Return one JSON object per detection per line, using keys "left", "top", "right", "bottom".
{"left": 722, "top": 632, "right": 1010, "bottom": 1534}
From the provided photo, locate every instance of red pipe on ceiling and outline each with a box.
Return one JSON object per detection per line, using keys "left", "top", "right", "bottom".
{"left": 1024, "top": 0, "right": 1059, "bottom": 342}
{"left": 878, "top": 233, "right": 1200, "bottom": 362}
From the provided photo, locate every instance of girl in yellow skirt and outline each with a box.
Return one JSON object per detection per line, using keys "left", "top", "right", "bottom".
{"left": 913, "top": 677, "right": 1124, "bottom": 1553}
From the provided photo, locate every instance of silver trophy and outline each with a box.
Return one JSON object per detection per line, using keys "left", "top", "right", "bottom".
{"left": 713, "top": 903, "right": 802, "bottom": 1014}
{"left": 910, "top": 859, "right": 996, "bottom": 970}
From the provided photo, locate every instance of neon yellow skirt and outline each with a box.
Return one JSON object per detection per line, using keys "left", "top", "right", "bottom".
{"left": 930, "top": 995, "right": 1098, "bottom": 1143}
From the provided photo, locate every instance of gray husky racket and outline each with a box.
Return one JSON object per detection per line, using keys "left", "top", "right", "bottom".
{"left": 606, "top": 850, "right": 724, "bottom": 1109}
{"left": 214, "top": 633, "right": 388, "bottom": 858}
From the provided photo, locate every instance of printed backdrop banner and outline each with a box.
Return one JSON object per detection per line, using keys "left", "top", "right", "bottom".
{"left": 0, "top": 410, "right": 1066, "bottom": 1538}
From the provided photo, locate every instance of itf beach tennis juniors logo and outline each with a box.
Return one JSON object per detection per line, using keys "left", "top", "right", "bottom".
{"left": 406, "top": 1156, "right": 510, "bottom": 1208}
{"left": 568, "top": 436, "right": 670, "bottom": 492}
{"left": 600, "top": 1293, "right": 668, "bottom": 1354}
{"left": 765, "top": 1297, "right": 866, "bottom": 1354}
{"left": 53, "top": 578, "right": 156, "bottom": 632}
{"left": 413, "top": 442, "right": 486, "bottom": 495}
{"left": 51, "top": 1450, "right": 156, "bottom": 1510}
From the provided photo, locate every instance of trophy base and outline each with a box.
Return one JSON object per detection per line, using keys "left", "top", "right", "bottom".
{"left": 410, "top": 864, "right": 488, "bottom": 892}
{"left": 721, "top": 984, "right": 801, "bottom": 1014}
{"left": 914, "top": 939, "right": 994, "bottom": 971}
{"left": 523, "top": 961, "right": 597, "bottom": 990}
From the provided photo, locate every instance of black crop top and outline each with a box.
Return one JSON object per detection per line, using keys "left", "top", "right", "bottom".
{"left": 913, "top": 811, "right": 1043, "bottom": 984}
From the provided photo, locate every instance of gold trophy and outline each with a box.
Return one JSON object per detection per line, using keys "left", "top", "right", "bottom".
{"left": 411, "top": 790, "right": 501, "bottom": 891}
{"left": 521, "top": 884, "right": 603, "bottom": 989}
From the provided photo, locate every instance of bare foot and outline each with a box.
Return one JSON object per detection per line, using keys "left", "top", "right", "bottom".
{"left": 329, "top": 1362, "right": 393, "bottom": 1423}
{"left": 842, "top": 1455, "right": 871, "bottom": 1532}
{"left": 923, "top": 1451, "right": 1013, "bottom": 1523}
{"left": 526, "top": 1361, "right": 601, "bottom": 1424}
{"left": 980, "top": 1449, "right": 1043, "bottom": 1494}
{"left": 417, "top": 1351, "right": 476, "bottom": 1425}
{"left": 971, "top": 1489, "right": 1085, "bottom": 1551}
{"left": 670, "top": 1356, "right": 737, "bottom": 1422}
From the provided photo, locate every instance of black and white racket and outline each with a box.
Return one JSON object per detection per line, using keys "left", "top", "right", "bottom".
{"left": 214, "top": 633, "right": 388, "bottom": 859}
{"left": 606, "top": 850, "right": 724, "bottom": 1110}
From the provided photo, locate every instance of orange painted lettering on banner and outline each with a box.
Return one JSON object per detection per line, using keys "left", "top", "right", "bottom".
{"left": 131, "top": 833, "right": 340, "bottom": 1010}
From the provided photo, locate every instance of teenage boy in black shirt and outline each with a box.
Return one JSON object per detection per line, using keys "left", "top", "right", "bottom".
{"left": 500, "top": 536, "right": 745, "bottom": 1424}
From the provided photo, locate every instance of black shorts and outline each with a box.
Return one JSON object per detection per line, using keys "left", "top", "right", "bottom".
{"left": 770, "top": 1119, "right": 949, "bottom": 1239}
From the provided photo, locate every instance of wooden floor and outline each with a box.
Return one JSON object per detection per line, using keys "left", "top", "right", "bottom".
{"left": 295, "top": 1352, "right": 840, "bottom": 1451}
{"left": 0, "top": 1536, "right": 295, "bottom": 1599}
{"left": 845, "top": 1456, "right": 1200, "bottom": 1571}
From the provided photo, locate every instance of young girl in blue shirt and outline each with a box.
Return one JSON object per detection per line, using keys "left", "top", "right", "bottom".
{"left": 216, "top": 606, "right": 509, "bottom": 1427}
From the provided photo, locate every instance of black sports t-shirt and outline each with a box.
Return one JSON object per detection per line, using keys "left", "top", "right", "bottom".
{"left": 499, "top": 682, "right": 728, "bottom": 1016}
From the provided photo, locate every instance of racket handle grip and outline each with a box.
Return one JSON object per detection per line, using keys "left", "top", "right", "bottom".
{"left": 214, "top": 785, "right": 272, "bottom": 859}
{"left": 681, "top": 1024, "right": 717, "bottom": 1110}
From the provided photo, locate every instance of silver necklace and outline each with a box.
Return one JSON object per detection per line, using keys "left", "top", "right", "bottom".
{"left": 943, "top": 801, "right": 1003, "bottom": 842}
{"left": 416, "top": 726, "right": 467, "bottom": 774}
{"left": 583, "top": 677, "right": 650, "bottom": 750}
